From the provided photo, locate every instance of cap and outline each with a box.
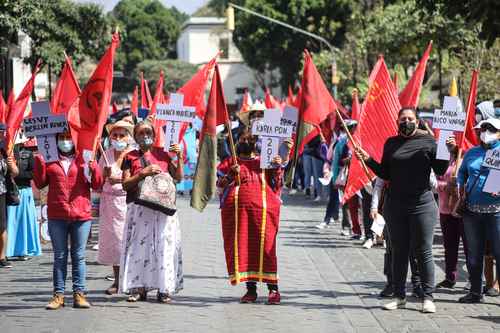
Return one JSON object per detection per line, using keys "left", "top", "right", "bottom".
{"left": 474, "top": 118, "right": 500, "bottom": 130}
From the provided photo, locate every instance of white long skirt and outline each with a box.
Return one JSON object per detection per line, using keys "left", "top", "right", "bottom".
{"left": 120, "top": 203, "right": 183, "bottom": 295}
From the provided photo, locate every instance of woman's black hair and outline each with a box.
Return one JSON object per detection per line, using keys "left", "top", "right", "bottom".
{"left": 110, "top": 109, "right": 137, "bottom": 125}
{"left": 398, "top": 107, "right": 419, "bottom": 119}
{"left": 133, "top": 120, "right": 155, "bottom": 140}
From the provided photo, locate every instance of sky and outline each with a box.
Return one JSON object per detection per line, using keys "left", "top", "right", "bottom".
{"left": 76, "top": 0, "right": 207, "bottom": 14}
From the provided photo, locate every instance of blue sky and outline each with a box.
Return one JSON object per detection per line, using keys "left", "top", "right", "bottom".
{"left": 76, "top": 0, "right": 207, "bottom": 14}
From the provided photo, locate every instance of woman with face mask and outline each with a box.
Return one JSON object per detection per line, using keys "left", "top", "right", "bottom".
{"left": 33, "top": 129, "right": 104, "bottom": 310}
{"left": 120, "top": 121, "right": 184, "bottom": 303}
{"left": 96, "top": 120, "right": 134, "bottom": 295}
{"left": 355, "top": 108, "right": 454, "bottom": 313}
{"left": 217, "top": 127, "right": 287, "bottom": 305}
{"left": 456, "top": 118, "right": 500, "bottom": 303}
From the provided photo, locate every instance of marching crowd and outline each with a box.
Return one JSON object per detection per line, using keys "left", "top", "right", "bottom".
{"left": 0, "top": 96, "right": 499, "bottom": 315}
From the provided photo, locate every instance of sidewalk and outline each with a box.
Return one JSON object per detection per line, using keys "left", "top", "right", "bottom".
{"left": 1, "top": 194, "right": 499, "bottom": 333}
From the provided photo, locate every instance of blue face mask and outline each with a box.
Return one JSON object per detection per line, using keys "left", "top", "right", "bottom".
{"left": 111, "top": 139, "right": 128, "bottom": 151}
{"left": 495, "top": 107, "right": 500, "bottom": 117}
{"left": 57, "top": 140, "right": 74, "bottom": 153}
{"left": 139, "top": 136, "right": 153, "bottom": 147}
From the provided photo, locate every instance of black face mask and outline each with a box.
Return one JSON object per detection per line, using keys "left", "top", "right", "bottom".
{"left": 237, "top": 142, "right": 254, "bottom": 155}
{"left": 399, "top": 121, "right": 416, "bottom": 136}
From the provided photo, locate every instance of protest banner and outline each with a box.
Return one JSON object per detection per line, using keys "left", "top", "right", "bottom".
{"left": 156, "top": 93, "right": 196, "bottom": 150}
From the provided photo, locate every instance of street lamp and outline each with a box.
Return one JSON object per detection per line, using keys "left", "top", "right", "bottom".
{"left": 226, "top": 2, "right": 339, "bottom": 97}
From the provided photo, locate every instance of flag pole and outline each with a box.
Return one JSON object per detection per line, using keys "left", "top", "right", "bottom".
{"left": 98, "top": 142, "right": 110, "bottom": 166}
{"left": 335, "top": 108, "right": 371, "bottom": 178}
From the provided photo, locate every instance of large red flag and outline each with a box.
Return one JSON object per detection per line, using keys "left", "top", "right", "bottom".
{"left": 0, "top": 91, "right": 6, "bottom": 123}
{"left": 6, "top": 60, "right": 42, "bottom": 153}
{"left": 177, "top": 54, "right": 218, "bottom": 139}
{"left": 140, "top": 72, "right": 153, "bottom": 109}
{"left": 457, "top": 70, "right": 479, "bottom": 151}
{"left": 51, "top": 55, "right": 81, "bottom": 115}
{"left": 151, "top": 71, "right": 167, "bottom": 148}
{"left": 399, "top": 41, "right": 432, "bottom": 108}
{"left": 343, "top": 57, "right": 401, "bottom": 202}
{"left": 75, "top": 32, "right": 119, "bottom": 154}
{"left": 131, "top": 85, "right": 139, "bottom": 116}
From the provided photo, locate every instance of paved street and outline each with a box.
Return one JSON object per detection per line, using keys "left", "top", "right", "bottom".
{"left": 1, "top": 193, "right": 499, "bottom": 333}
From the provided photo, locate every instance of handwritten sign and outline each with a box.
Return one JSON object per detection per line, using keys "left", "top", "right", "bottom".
{"left": 483, "top": 169, "right": 500, "bottom": 194}
{"left": 155, "top": 93, "right": 195, "bottom": 151}
{"left": 281, "top": 106, "right": 298, "bottom": 132}
{"left": 252, "top": 121, "right": 293, "bottom": 138}
{"left": 25, "top": 102, "right": 67, "bottom": 162}
{"left": 432, "top": 96, "right": 466, "bottom": 131}
{"left": 23, "top": 102, "right": 67, "bottom": 136}
{"left": 483, "top": 149, "right": 500, "bottom": 170}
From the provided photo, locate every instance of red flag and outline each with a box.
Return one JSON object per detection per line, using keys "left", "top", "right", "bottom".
{"left": 6, "top": 60, "right": 42, "bottom": 153}
{"left": 75, "top": 32, "right": 119, "bottom": 154}
{"left": 0, "top": 91, "right": 6, "bottom": 123}
{"left": 399, "top": 41, "right": 432, "bottom": 108}
{"left": 51, "top": 55, "right": 81, "bottom": 115}
{"left": 151, "top": 70, "right": 167, "bottom": 148}
{"left": 265, "top": 87, "right": 280, "bottom": 109}
{"left": 286, "top": 85, "right": 295, "bottom": 105}
{"left": 239, "top": 89, "right": 253, "bottom": 114}
{"left": 131, "top": 85, "right": 139, "bottom": 116}
{"left": 177, "top": 54, "right": 218, "bottom": 139}
{"left": 343, "top": 57, "right": 401, "bottom": 202}
{"left": 351, "top": 89, "right": 361, "bottom": 121}
{"left": 140, "top": 72, "right": 153, "bottom": 109}
{"left": 294, "top": 50, "right": 336, "bottom": 156}
{"left": 457, "top": 70, "right": 479, "bottom": 150}
{"left": 211, "top": 65, "right": 230, "bottom": 126}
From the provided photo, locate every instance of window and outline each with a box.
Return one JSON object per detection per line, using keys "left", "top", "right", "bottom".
{"left": 219, "top": 38, "right": 229, "bottom": 59}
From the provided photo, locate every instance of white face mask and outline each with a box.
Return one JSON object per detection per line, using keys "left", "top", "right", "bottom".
{"left": 57, "top": 140, "right": 74, "bottom": 153}
{"left": 111, "top": 139, "right": 128, "bottom": 151}
{"left": 480, "top": 130, "right": 498, "bottom": 144}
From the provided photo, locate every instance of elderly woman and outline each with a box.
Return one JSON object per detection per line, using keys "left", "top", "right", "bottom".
{"left": 97, "top": 120, "right": 134, "bottom": 295}
{"left": 120, "top": 120, "right": 184, "bottom": 303}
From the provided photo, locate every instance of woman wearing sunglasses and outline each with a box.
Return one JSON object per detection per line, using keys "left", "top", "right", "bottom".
{"left": 457, "top": 118, "right": 500, "bottom": 303}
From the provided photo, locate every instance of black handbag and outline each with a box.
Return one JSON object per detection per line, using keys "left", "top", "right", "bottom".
{"left": 5, "top": 174, "right": 20, "bottom": 206}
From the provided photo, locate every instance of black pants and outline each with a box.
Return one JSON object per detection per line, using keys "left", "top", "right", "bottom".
{"left": 324, "top": 182, "right": 340, "bottom": 222}
{"left": 361, "top": 188, "right": 373, "bottom": 239}
{"left": 0, "top": 193, "right": 6, "bottom": 233}
{"left": 246, "top": 282, "right": 278, "bottom": 292}
{"left": 386, "top": 191, "right": 437, "bottom": 300}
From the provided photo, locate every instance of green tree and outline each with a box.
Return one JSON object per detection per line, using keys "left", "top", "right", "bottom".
{"left": 135, "top": 59, "right": 198, "bottom": 92}
{"left": 230, "top": 0, "right": 352, "bottom": 90}
{"left": 110, "top": 0, "right": 182, "bottom": 75}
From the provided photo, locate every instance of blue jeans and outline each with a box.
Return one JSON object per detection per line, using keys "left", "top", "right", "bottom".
{"left": 324, "top": 183, "right": 339, "bottom": 222}
{"left": 463, "top": 211, "right": 500, "bottom": 295}
{"left": 303, "top": 154, "right": 323, "bottom": 196}
{"left": 48, "top": 220, "right": 91, "bottom": 294}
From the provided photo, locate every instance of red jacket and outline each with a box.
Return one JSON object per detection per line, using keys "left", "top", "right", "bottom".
{"left": 33, "top": 154, "right": 103, "bottom": 222}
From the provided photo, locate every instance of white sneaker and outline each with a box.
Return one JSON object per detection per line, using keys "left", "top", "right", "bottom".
{"left": 362, "top": 239, "right": 374, "bottom": 249}
{"left": 313, "top": 196, "right": 321, "bottom": 202}
{"left": 422, "top": 299, "right": 436, "bottom": 313}
{"left": 289, "top": 189, "right": 297, "bottom": 195}
{"left": 316, "top": 222, "right": 329, "bottom": 229}
{"left": 92, "top": 244, "right": 99, "bottom": 250}
{"left": 340, "top": 230, "right": 350, "bottom": 236}
{"left": 464, "top": 282, "right": 471, "bottom": 290}
{"left": 382, "top": 298, "right": 406, "bottom": 310}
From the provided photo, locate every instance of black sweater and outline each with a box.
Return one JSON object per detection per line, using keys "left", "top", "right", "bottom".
{"left": 365, "top": 132, "right": 448, "bottom": 199}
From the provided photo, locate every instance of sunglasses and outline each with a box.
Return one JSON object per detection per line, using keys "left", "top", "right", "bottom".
{"left": 479, "top": 124, "right": 498, "bottom": 132}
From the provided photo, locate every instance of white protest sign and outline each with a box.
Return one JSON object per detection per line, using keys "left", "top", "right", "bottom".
{"left": 483, "top": 169, "right": 500, "bottom": 194}
{"left": 24, "top": 101, "right": 67, "bottom": 162}
{"left": 251, "top": 121, "right": 293, "bottom": 138}
{"left": 281, "top": 106, "right": 298, "bottom": 132}
{"left": 260, "top": 136, "right": 281, "bottom": 169}
{"left": 38, "top": 135, "right": 59, "bottom": 162}
{"left": 371, "top": 213, "right": 386, "bottom": 237}
{"left": 432, "top": 96, "right": 466, "bottom": 131}
{"left": 155, "top": 93, "right": 195, "bottom": 151}
{"left": 436, "top": 130, "right": 452, "bottom": 161}
{"left": 482, "top": 149, "right": 500, "bottom": 170}
{"left": 23, "top": 102, "right": 67, "bottom": 136}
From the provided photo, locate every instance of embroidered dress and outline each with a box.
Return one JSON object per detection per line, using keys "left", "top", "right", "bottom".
{"left": 218, "top": 156, "right": 283, "bottom": 285}
{"left": 97, "top": 149, "right": 127, "bottom": 266}
{"left": 119, "top": 148, "right": 183, "bottom": 294}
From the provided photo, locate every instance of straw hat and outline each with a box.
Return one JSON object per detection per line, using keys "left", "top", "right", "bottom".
{"left": 106, "top": 120, "right": 134, "bottom": 136}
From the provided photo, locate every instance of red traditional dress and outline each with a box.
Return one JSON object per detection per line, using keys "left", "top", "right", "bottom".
{"left": 218, "top": 156, "right": 283, "bottom": 285}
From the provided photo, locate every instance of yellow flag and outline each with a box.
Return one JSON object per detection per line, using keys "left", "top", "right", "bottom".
{"left": 449, "top": 77, "right": 458, "bottom": 96}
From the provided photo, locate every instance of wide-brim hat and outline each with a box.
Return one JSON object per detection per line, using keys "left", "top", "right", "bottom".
{"left": 106, "top": 120, "right": 134, "bottom": 136}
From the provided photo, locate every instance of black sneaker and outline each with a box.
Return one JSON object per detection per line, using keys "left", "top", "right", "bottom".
{"left": 458, "top": 292, "right": 484, "bottom": 303}
{"left": 436, "top": 279, "right": 456, "bottom": 289}
{"left": 379, "top": 284, "right": 394, "bottom": 298}
{"left": 0, "top": 259, "right": 13, "bottom": 268}
{"left": 483, "top": 287, "right": 500, "bottom": 297}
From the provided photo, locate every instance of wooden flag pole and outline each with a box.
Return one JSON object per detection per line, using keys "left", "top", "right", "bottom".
{"left": 98, "top": 142, "right": 110, "bottom": 166}
{"left": 335, "top": 108, "right": 371, "bottom": 178}
{"left": 225, "top": 120, "right": 240, "bottom": 185}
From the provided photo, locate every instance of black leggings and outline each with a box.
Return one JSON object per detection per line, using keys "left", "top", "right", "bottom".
{"left": 246, "top": 282, "right": 278, "bottom": 292}
{"left": 386, "top": 191, "right": 437, "bottom": 300}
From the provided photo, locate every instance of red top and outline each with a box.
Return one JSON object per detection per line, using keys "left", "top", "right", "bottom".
{"left": 121, "top": 147, "right": 172, "bottom": 176}
{"left": 33, "top": 154, "right": 104, "bottom": 222}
